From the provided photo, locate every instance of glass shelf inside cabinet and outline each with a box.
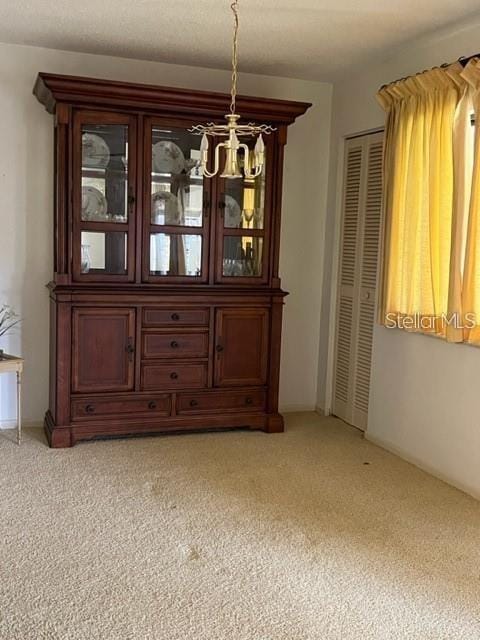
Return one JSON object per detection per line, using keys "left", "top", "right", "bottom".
{"left": 222, "top": 144, "right": 266, "bottom": 230}
{"left": 81, "top": 124, "right": 129, "bottom": 223}
{"left": 223, "top": 236, "right": 263, "bottom": 277}
{"left": 151, "top": 127, "right": 204, "bottom": 227}
{"left": 150, "top": 233, "right": 202, "bottom": 277}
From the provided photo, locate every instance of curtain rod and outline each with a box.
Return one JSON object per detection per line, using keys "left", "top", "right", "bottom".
{"left": 379, "top": 52, "right": 480, "bottom": 90}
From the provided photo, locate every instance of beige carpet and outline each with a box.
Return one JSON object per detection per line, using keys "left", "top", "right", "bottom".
{"left": 1, "top": 413, "right": 479, "bottom": 639}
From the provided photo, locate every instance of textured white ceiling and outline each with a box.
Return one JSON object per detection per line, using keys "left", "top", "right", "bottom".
{"left": 0, "top": 1, "right": 479, "bottom": 81}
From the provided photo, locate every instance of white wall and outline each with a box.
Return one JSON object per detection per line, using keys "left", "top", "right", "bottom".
{"left": 320, "top": 15, "right": 480, "bottom": 498}
{"left": 0, "top": 41, "right": 332, "bottom": 426}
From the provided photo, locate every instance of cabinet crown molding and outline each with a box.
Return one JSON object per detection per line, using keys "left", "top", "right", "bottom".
{"left": 34, "top": 72, "right": 311, "bottom": 124}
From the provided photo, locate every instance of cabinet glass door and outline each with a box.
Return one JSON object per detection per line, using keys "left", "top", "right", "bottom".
{"left": 216, "top": 136, "right": 271, "bottom": 283}
{"left": 73, "top": 112, "right": 136, "bottom": 281}
{"left": 144, "top": 120, "right": 210, "bottom": 282}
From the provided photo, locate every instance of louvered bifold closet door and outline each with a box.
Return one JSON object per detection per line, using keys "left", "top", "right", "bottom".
{"left": 333, "top": 132, "right": 383, "bottom": 430}
{"left": 333, "top": 140, "right": 364, "bottom": 423}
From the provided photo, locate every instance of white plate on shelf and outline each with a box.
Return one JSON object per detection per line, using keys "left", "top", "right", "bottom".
{"left": 82, "top": 186, "right": 108, "bottom": 220}
{"left": 151, "top": 191, "right": 180, "bottom": 225}
{"left": 224, "top": 194, "right": 242, "bottom": 228}
{"left": 153, "top": 141, "right": 185, "bottom": 174}
{"left": 82, "top": 133, "right": 110, "bottom": 168}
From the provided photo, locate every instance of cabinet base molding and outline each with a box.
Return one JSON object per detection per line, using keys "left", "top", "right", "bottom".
{"left": 44, "top": 409, "right": 284, "bottom": 448}
{"left": 265, "top": 413, "right": 285, "bottom": 433}
{"left": 44, "top": 411, "right": 74, "bottom": 448}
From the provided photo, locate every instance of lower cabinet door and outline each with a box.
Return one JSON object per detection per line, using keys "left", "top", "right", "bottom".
{"left": 72, "top": 307, "right": 135, "bottom": 393}
{"left": 214, "top": 308, "right": 269, "bottom": 387}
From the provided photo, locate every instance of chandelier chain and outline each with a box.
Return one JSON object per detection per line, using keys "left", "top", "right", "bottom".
{"left": 230, "top": 0, "right": 239, "bottom": 115}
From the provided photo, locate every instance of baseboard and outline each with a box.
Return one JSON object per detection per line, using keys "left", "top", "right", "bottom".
{"left": 279, "top": 404, "right": 317, "bottom": 413}
{"left": 0, "top": 420, "right": 43, "bottom": 430}
{"left": 366, "top": 432, "right": 480, "bottom": 502}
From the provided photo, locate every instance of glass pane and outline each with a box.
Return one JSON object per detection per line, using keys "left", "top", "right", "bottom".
{"left": 81, "top": 124, "right": 128, "bottom": 223}
{"left": 223, "top": 143, "right": 266, "bottom": 230}
{"left": 150, "top": 233, "right": 202, "bottom": 277}
{"left": 151, "top": 127, "right": 204, "bottom": 227}
{"left": 223, "top": 236, "right": 263, "bottom": 277}
{"left": 81, "top": 231, "right": 127, "bottom": 275}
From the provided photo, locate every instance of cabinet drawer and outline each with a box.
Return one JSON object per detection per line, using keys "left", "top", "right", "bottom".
{"left": 141, "top": 363, "right": 208, "bottom": 390}
{"left": 142, "top": 331, "right": 209, "bottom": 359}
{"left": 72, "top": 394, "right": 171, "bottom": 420}
{"left": 177, "top": 389, "right": 266, "bottom": 414}
{"left": 143, "top": 307, "right": 209, "bottom": 327}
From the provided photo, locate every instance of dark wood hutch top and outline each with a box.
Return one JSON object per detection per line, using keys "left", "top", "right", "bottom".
{"left": 34, "top": 73, "right": 311, "bottom": 124}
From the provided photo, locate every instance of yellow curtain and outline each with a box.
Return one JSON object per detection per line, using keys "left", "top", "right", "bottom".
{"left": 377, "top": 67, "right": 462, "bottom": 338}
{"left": 445, "top": 62, "right": 474, "bottom": 341}
{"left": 460, "top": 59, "right": 480, "bottom": 344}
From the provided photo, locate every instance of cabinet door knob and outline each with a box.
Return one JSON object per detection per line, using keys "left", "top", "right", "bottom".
{"left": 148, "top": 401, "right": 157, "bottom": 410}
{"left": 126, "top": 338, "right": 134, "bottom": 362}
{"left": 203, "top": 194, "right": 210, "bottom": 217}
{"left": 127, "top": 187, "right": 135, "bottom": 214}
{"left": 170, "top": 372, "right": 178, "bottom": 380}
{"left": 86, "top": 404, "right": 95, "bottom": 414}
{"left": 170, "top": 340, "right": 179, "bottom": 348}
{"left": 171, "top": 313, "right": 180, "bottom": 321}
{"left": 216, "top": 344, "right": 224, "bottom": 353}
{"left": 245, "top": 397, "right": 253, "bottom": 405}
{"left": 189, "top": 399, "right": 198, "bottom": 407}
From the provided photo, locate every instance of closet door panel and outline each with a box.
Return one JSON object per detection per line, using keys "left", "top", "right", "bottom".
{"left": 333, "top": 132, "right": 383, "bottom": 430}
{"left": 333, "top": 140, "right": 364, "bottom": 423}
{"left": 353, "top": 137, "right": 383, "bottom": 429}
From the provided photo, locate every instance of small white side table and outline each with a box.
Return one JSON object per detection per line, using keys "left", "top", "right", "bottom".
{"left": 0, "top": 354, "right": 23, "bottom": 445}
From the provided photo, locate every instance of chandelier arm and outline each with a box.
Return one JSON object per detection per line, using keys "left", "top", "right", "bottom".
{"left": 239, "top": 143, "right": 254, "bottom": 178}
{"left": 203, "top": 141, "right": 225, "bottom": 178}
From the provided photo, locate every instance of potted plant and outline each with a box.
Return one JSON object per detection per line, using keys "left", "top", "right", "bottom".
{"left": 0, "top": 305, "right": 21, "bottom": 359}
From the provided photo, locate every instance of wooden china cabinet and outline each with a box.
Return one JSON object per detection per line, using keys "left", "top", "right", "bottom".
{"left": 34, "top": 73, "right": 310, "bottom": 447}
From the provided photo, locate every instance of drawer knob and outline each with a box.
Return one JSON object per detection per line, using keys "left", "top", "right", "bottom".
{"left": 170, "top": 340, "right": 179, "bottom": 349}
{"left": 189, "top": 399, "right": 198, "bottom": 407}
{"left": 245, "top": 397, "right": 253, "bottom": 405}
{"left": 171, "top": 313, "right": 180, "bottom": 321}
{"left": 148, "top": 401, "right": 157, "bottom": 410}
{"left": 170, "top": 372, "right": 178, "bottom": 380}
{"left": 86, "top": 404, "right": 95, "bottom": 414}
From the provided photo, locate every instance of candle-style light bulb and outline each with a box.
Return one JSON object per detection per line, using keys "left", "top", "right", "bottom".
{"left": 200, "top": 133, "right": 209, "bottom": 152}
{"left": 254, "top": 134, "right": 265, "bottom": 171}
{"left": 254, "top": 134, "right": 265, "bottom": 154}
{"left": 200, "top": 133, "right": 209, "bottom": 172}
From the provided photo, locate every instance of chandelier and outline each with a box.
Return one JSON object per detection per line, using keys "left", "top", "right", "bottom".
{"left": 189, "top": 0, "right": 275, "bottom": 179}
